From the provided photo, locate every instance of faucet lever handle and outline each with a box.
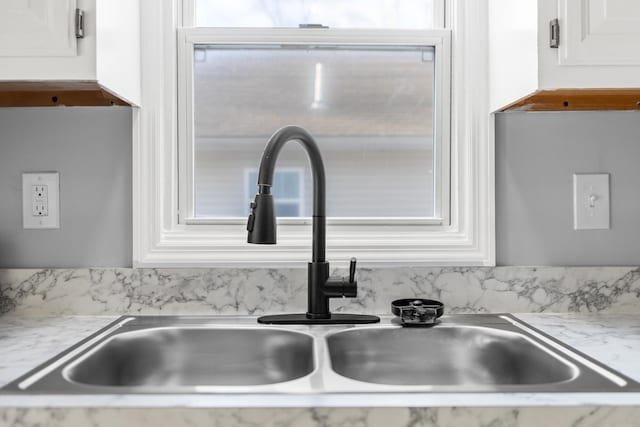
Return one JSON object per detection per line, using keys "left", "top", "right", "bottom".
{"left": 349, "top": 257, "right": 357, "bottom": 283}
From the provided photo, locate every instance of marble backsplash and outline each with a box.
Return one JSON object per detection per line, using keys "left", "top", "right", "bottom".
{"left": 1, "top": 267, "right": 639, "bottom": 316}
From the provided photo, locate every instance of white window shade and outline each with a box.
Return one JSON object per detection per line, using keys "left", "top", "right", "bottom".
{"left": 195, "top": 0, "right": 437, "bottom": 29}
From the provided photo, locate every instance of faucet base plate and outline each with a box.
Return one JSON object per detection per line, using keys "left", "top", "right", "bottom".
{"left": 257, "top": 313, "right": 380, "bottom": 325}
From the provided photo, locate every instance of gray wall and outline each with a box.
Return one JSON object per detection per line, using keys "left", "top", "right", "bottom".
{"left": 0, "top": 107, "right": 132, "bottom": 268}
{"left": 496, "top": 111, "right": 640, "bottom": 266}
{"left": 2, "top": 108, "right": 640, "bottom": 267}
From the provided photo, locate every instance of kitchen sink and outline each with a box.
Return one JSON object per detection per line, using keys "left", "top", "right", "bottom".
{"left": 4, "top": 317, "right": 317, "bottom": 393}
{"left": 327, "top": 326, "right": 577, "bottom": 386}
{"left": 65, "top": 327, "right": 314, "bottom": 388}
{"left": 3, "top": 314, "right": 639, "bottom": 394}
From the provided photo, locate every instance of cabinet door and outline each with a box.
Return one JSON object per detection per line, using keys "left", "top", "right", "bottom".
{"left": 559, "top": 0, "right": 640, "bottom": 65}
{"left": 0, "top": 0, "right": 77, "bottom": 57}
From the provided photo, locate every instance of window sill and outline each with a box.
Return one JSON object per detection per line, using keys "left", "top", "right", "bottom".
{"left": 135, "top": 220, "right": 492, "bottom": 267}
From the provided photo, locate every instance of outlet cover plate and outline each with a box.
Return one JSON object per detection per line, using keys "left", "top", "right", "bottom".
{"left": 22, "top": 172, "right": 60, "bottom": 229}
{"left": 573, "top": 173, "right": 610, "bottom": 230}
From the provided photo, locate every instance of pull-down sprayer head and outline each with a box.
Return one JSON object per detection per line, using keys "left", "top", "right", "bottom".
{"left": 247, "top": 188, "right": 276, "bottom": 244}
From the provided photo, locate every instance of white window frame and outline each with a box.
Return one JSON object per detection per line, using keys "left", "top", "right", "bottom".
{"left": 133, "top": 0, "right": 495, "bottom": 267}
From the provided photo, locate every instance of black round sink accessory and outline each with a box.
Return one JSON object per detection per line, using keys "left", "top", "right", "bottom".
{"left": 391, "top": 298, "right": 444, "bottom": 326}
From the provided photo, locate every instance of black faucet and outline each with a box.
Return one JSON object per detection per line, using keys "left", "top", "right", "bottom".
{"left": 247, "top": 125, "right": 380, "bottom": 325}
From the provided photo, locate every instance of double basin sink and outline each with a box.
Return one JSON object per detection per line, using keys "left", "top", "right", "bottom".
{"left": 5, "top": 314, "right": 639, "bottom": 394}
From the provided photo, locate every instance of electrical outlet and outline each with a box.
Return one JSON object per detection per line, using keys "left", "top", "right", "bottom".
{"left": 32, "top": 184, "right": 49, "bottom": 216}
{"left": 22, "top": 172, "right": 60, "bottom": 229}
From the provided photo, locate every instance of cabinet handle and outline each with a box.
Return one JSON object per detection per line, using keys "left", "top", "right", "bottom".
{"left": 550, "top": 19, "right": 560, "bottom": 48}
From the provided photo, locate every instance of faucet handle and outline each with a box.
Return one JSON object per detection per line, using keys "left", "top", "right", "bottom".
{"left": 349, "top": 257, "right": 357, "bottom": 283}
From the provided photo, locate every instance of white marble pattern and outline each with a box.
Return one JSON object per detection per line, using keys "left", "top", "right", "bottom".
{"left": 1, "top": 267, "right": 639, "bottom": 316}
{"left": 4, "top": 389, "right": 640, "bottom": 409}
{"left": 0, "top": 315, "right": 117, "bottom": 388}
{"left": 516, "top": 313, "right": 640, "bottom": 383}
{"left": 1, "top": 406, "right": 640, "bottom": 427}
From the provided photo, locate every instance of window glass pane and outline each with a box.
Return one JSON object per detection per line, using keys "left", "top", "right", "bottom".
{"left": 245, "top": 170, "right": 302, "bottom": 217}
{"left": 273, "top": 171, "right": 300, "bottom": 197}
{"left": 193, "top": 45, "right": 435, "bottom": 218}
{"left": 274, "top": 202, "right": 300, "bottom": 217}
{"left": 195, "top": 0, "right": 435, "bottom": 29}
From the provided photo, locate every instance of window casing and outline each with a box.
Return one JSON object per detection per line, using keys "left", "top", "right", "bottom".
{"left": 133, "top": 0, "right": 494, "bottom": 267}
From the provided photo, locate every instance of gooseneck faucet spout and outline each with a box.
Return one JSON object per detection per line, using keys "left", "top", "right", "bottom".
{"left": 247, "top": 126, "right": 379, "bottom": 325}
{"left": 247, "top": 126, "right": 326, "bottom": 262}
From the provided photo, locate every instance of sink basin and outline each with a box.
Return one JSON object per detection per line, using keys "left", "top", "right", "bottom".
{"left": 4, "top": 314, "right": 639, "bottom": 394}
{"left": 65, "top": 327, "right": 314, "bottom": 387}
{"left": 326, "top": 326, "right": 577, "bottom": 386}
{"left": 5, "top": 317, "right": 316, "bottom": 393}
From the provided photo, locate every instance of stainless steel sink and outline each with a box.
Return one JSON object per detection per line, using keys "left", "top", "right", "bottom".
{"left": 5, "top": 317, "right": 316, "bottom": 393}
{"left": 327, "top": 326, "right": 577, "bottom": 386}
{"left": 3, "top": 314, "right": 639, "bottom": 394}
{"left": 65, "top": 327, "right": 314, "bottom": 388}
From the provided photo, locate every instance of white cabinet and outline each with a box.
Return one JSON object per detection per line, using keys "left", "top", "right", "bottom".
{"left": 559, "top": 0, "right": 640, "bottom": 65}
{"left": 0, "top": 0, "right": 140, "bottom": 106}
{"left": 0, "top": 0, "right": 78, "bottom": 57}
{"left": 489, "top": 0, "right": 640, "bottom": 111}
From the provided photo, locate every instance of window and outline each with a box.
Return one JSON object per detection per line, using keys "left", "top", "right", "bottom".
{"left": 134, "top": 0, "right": 494, "bottom": 266}
{"left": 183, "top": 2, "right": 447, "bottom": 223}
{"left": 190, "top": 44, "right": 440, "bottom": 219}
{"left": 244, "top": 169, "right": 304, "bottom": 217}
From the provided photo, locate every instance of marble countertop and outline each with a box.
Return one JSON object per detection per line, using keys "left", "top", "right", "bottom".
{"left": 0, "top": 313, "right": 639, "bottom": 409}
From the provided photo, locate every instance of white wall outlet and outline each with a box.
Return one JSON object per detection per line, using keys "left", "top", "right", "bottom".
{"left": 22, "top": 172, "right": 60, "bottom": 229}
{"left": 573, "top": 173, "right": 610, "bottom": 230}
{"left": 32, "top": 184, "right": 49, "bottom": 216}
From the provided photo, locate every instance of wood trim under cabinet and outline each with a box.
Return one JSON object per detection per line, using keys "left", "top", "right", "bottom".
{"left": 0, "top": 81, "right": 130, "bottom": 107}
{"left": 500, "top": 89, "right": 640, "bottom": 112}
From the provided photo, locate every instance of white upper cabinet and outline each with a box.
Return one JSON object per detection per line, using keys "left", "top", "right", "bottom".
{"left": 489, "top": 0, "right": 640, "bottom": 111}
{"left": 0, "top": 0, "right": 78, "bottom": 57}
{"left": 0, "top": 0, "right": 140, "bottom": 106}
{"left": 559, "top": 0, "right": 640, "bottom": 65}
